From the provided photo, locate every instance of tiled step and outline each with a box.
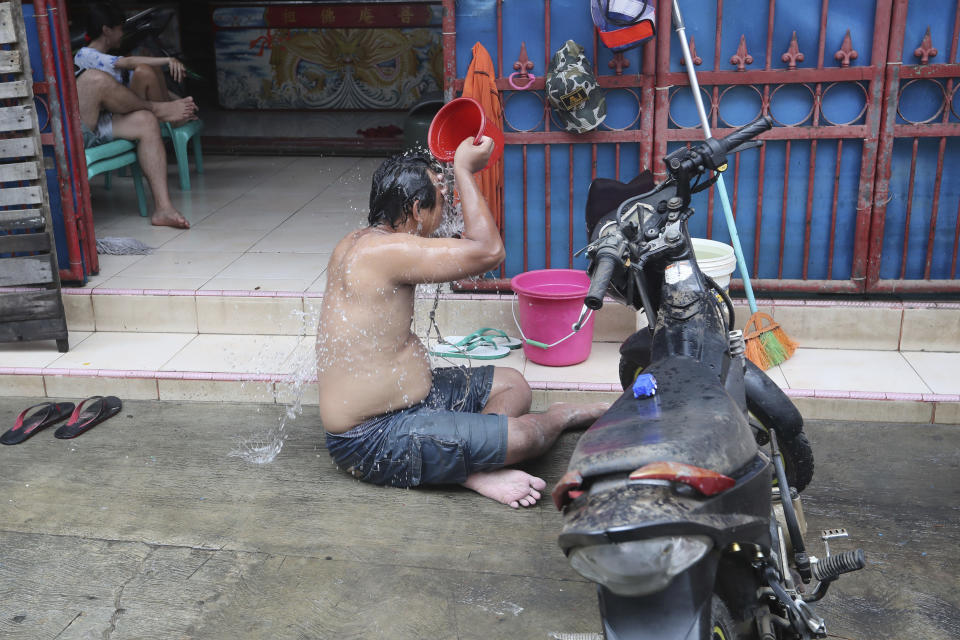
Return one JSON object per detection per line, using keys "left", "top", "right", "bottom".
{"left": 1, "top": 328, "right": 958, "bottom": 424}
{"left": 60, "top": 288, "right": 960, "bottom": 352}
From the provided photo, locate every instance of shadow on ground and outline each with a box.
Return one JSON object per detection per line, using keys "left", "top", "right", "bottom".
{"left": 0, "top": 396, "right": 957, "bottom": 639}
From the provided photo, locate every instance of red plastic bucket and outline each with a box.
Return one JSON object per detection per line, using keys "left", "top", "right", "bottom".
{"left": 427, "top": 97, "right": 504, "bottom": 168}
{"left": 510, "top": 269, "right": 595, "bottom": 367}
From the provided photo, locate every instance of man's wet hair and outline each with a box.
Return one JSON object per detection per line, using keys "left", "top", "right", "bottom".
{"left": 85, "top": 2, "right": 124, "bottom": 41}
{"left": 368, "top": 152, "right": 442, "bottom": 229}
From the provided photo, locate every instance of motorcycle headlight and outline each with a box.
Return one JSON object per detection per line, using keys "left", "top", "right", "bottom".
{"left": 569, "top": 536, "right": 712, "bottom": 596}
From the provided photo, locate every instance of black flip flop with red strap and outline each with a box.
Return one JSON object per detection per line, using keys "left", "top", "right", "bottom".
{"left": 1, "top": 402, "right": 76, "bottom": 445}
{"left": 54, "top": 396, "right": 123, "bottom": 439}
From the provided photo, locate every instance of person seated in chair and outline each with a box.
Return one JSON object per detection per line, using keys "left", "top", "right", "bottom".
{"left": 74, "top": 1, "right": 197, "bottom": 229}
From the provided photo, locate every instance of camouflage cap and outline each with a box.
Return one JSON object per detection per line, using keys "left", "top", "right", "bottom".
{"left": 545, "top": 40, "right": 607, "bottom": 133}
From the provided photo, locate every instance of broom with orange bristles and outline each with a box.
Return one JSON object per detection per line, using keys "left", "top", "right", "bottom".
{"left": 743, "top": 312, "right": 798, "bottom": 370}
{"left": 672, "top": 4, "right": 797, "bottom": 369}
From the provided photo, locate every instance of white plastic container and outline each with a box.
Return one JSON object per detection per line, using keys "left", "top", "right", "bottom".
{"left": 691, "top": 238, "right": 737, "bottom": 291}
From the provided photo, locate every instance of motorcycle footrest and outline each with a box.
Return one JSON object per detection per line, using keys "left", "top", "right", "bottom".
{"left": 813, "top": 549, "right": 866, "bottom": 582}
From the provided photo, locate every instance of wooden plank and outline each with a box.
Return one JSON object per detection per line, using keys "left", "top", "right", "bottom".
{"left": 0, "top": 317, "right": 68, "bottom": 344}
{"left": 0, "top": 254, "right": 52, "bottom": 286}
{"left": 0, "top": 231, "right": 50, "bottom": 254}
{"left": 0, "top": 105, "right": 33, "bottom": 132}
{"left": 0, "top": 3, "right": 14, "bottom": 45}
{"left": 0, "top": 160, "right": 38, "bottom": 182}
{"left": 0, "top": 209, "right": 43, "bottom": 231}
{"left": 0, "top": 289, "right": 63, "bottom": 323}
{"left": 0, "top": 49, "right": 20, "bottom": 73}
{"left": 0, "top": 136, "right": 36, "bottom": 159}
{"left": 0, "top": 185, "right": 41, "bottom": 207}
{"left": 0, "top": 79, "right": 28, "bottom": 99}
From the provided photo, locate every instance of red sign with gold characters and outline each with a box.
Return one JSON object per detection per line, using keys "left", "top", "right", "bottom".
{"left": 263, "top": 4, "right": 438, "bottom": 28}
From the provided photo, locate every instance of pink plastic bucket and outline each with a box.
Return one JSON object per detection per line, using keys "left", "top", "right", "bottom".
{"left": 510, "top": 269, "right": 596, "bottom": 367}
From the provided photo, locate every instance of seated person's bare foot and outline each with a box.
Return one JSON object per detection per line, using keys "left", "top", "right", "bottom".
{"left": 152, "top": 97, "right": 198, "bottom": 123}
{"left": 545, "top": 401, "right": 611, "bottom": 430}
{"left": 463, "top": 469, "right": 547, "bottom": 508}
{"left": 151, "top": 206, "right": 190, "bottom": 229}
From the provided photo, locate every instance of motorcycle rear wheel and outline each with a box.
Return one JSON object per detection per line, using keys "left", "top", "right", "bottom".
{"left": 710, "top": 596, "right": 740, "bottom": 640}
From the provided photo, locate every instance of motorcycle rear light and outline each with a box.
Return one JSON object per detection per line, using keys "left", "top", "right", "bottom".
{"left": 569, "top": 536, "right": 712, "bottom": 597}
{"left": 628, "top": 461, "right": 735, "bottom": 496}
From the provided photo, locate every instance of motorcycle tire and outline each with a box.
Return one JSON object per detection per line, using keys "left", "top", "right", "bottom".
{"left": 777, "top": 431, "right": 814, "bottom": 494}
{"left": 619, "top": 355, "right": 644, "bottom": 391}
{"left": 710, "top": 596, "right": 740, "bottom": 640}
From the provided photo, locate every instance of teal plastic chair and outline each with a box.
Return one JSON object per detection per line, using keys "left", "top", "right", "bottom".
{"left": 85, "top": 139, "right": 149, "bottom": 217}
{"left": 162, "top": 119, "right": 204, "bottom": 190}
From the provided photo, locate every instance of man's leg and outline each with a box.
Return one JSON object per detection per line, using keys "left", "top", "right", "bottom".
{"left": 76, "top": 69, "right": 197, "bottom": 125}
{"left": 111, "top": 110, "right": 190, "bottom": 229}
{"left": 129, "top": 64, "right": 171, "bottom": 102}
{"left": 465, "top": 366, "right": 608, "bottom": 508}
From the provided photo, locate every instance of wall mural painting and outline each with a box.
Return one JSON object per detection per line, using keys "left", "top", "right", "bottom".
{"left": 212, "top": 4, "right": 443, "bottom": 110}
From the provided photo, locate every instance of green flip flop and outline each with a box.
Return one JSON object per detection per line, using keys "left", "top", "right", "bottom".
{"left": 443, "top": 328, "right": 522, "bottom": 350}
{"left": 429, "top": 335, "right": 510, "bottom": 360}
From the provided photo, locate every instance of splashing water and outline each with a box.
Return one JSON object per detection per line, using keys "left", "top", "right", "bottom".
{"left": 230, "top": 306, "right": 320, "bottom": 464}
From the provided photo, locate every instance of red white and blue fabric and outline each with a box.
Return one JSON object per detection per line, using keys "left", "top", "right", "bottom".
{"left": 590, "top": 0, "right": 656, "bottom": 52}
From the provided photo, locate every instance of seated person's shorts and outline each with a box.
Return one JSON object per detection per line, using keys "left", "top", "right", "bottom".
{"left": 325, "top": 365, "right": 508, "bottom": 487}
{"left": 82, "top": 111, "right": 114, "bottom": 148}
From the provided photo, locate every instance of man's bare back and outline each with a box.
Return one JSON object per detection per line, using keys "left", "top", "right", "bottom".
{"left": 315, "top": 141, "right": 609, "bottom": 508}
{"left": 316, "top": 227, "right": 434, "bottom": 433}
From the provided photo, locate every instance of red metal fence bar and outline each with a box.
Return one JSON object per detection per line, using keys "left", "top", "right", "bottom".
{"left": 867, "top": 0, "right": 960, "bottom": 293}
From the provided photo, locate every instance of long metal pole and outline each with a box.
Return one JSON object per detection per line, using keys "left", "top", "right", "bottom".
{"left": 671, "top": 0, "right": 760, "bottom": 313}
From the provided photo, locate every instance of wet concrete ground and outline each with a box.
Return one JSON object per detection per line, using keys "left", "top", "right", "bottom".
{"left": 0, "top": 396, "right": 957, "bottom": 639}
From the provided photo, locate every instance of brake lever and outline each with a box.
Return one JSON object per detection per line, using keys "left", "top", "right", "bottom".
{"left": 728, "top": 139, "right": 764, "bottom": 155}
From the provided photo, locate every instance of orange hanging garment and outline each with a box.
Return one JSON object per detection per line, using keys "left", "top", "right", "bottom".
{"left": 461, "top": 42, "right": 504, "bottom": 234}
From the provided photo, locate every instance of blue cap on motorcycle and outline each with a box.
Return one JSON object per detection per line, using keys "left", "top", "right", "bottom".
{"left": 591, "top": 0, "right": 656, "bottom": 52}
{"left": 632, "top": 373, "right": 657, "bottom": 398}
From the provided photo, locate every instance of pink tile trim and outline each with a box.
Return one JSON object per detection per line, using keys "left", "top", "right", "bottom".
{"left": 923, "top": 393, "right": 960, "bottom": 402}
{"left": 814, "top": 389, "right": 851, "bottom": 399}
{"left": 883, "top": 392, "right": 925, "bottom": 402}
{"left": 784, "top": 388, "right": 815, "bottom": 398}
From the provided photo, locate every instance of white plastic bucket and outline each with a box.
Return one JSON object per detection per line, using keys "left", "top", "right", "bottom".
{"left": 691, "top": 238, "right": 737, "bottom": 290}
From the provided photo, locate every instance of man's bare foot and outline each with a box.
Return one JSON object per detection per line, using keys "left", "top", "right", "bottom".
{"left": 544, "top": 401, "right": 611, "bottom": 430}
{"left": 463, "top": 469, "right": 547, "bottom": 508}
{"left": 151, "top": 206, "right": 190, "bottom": 229}
{"left": 151, "top": 97, "right": 198, "bottom": 123}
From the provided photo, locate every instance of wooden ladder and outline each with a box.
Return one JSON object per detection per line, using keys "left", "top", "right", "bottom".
{"left": 0, "top": 0, "right": 68, "bottom": 352}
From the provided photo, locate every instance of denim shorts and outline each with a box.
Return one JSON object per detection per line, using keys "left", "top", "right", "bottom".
{"left": 81, "top": 111, "right": 113, "bottom": 148}
{"left": 325, "top": 365, "right": 508, "bottom": 487}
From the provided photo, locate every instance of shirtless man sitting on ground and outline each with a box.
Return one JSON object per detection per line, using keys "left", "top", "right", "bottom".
{"left": 317, "top": 137, "right": 608, "bottom": 508}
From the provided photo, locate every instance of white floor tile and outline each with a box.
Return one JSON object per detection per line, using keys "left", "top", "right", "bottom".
{"left": 94, "top": 275, "right": 211, "bottom": 291}
{"left": 0, "top": 332, "right": 93, "bottom": 368}
{"left": 160, "top": 334, "right": 301, "bottom": 373}
{"left": 522, "top": 341, "right": 621, "bottom": 384}
{"left": 199, "top": 277, "right": 313, "bottom": 293}
{"left": 779, "top": 348, "right": 931, "bottom": 394}
{"left": 902, "top": 352, "right": 960, "bottom": 394}
{"left": 156, "top": 227, "right": 270, "bottom": 253}
{"left": 47, "top": 332, "right": 195, "bottom": 371}
{"left": 214, "top": 252, "right": 331, "bottom": 279}
{"left": 116, "top": 251, "right": 242, "bottom": 279}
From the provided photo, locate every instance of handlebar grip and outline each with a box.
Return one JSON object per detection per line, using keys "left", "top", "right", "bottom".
{"left": 585, "top": 254, "right": 617, "bottom": 310}
{"left": 718, "top": 115, "right": 773, "bottom": 155}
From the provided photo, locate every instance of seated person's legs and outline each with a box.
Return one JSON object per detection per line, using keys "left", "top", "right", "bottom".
{"left": 325, "top": 365, "right": 608, "bottom": 508}
{"left": 129, "top": 63, "right": 174, "bottom": 102}
{"left": 109, "top": 109, "right": 190, "bottom": 229}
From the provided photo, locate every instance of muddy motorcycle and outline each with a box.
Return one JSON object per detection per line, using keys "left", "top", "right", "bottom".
{"left": 551, "top": 116, "right": 865, "bottom": 640}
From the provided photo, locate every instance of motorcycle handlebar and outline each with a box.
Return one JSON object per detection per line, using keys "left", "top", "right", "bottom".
{"left": 713, "top": 115, "right": 773, "bottom": 157}
{"left": 585, "top": 253, "right": 617, "bottom": 310}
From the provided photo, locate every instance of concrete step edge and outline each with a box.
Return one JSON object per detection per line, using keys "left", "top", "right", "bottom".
{"left": 56, "top": 288, "right": 960, "bottom": 352}
{"left": 1, "top": 367, "right": 957, "bottom": 424}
